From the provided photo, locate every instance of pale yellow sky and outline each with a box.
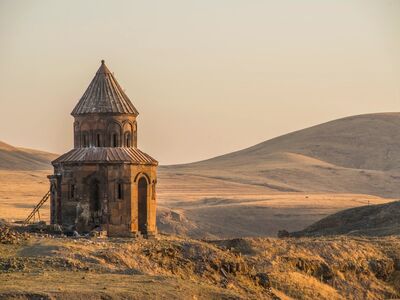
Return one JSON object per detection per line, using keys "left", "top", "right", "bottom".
{"left": 0, "top": 0, "right": 399, "bottom": 164}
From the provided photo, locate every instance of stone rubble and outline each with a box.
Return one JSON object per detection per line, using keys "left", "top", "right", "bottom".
{"left": 0, "top": 225, "right": 29, "bottom": 245}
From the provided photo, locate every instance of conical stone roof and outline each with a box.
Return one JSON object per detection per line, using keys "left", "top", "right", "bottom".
{"left": 71, "top": 60, "right": 139, "bottom": 116}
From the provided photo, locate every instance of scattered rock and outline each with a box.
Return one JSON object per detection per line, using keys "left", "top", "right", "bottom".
{"left": 0, "top": 219, "right": 9, "bottom": 226}
{"left": 26, "top": 221, "right": 47, "bottom": 232}
{"left": 48, "top": 224, "right": 63, "bottom": 234}
{"left": 170, "top": 211, "right": 182, "bottom": 222}
{"left": 277, "top": 230, "right": 290, "bottom": 238}
{"left": 89, "top": 228, "right": 107, "bottom": 238}
{"left": 280, "top": 256, "right": 333, "bottom": 282}
{"left": 0, "top": 258, "right": 26, "bottom": 271}
{"left": 255, "top": 272, "right": 271, "bottom": 289}
{"left": 0, "top": 225, "right": 29, "bottom": 244}
{"left": 369, "top": 259, "right": 394, "bottom": 280}
{"left": 212, "top": 238, "right": 255, "bottom": 255}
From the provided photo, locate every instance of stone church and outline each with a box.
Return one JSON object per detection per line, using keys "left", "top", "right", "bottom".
{"left": 48, "top": 60, "right": 158, "bottom": 237}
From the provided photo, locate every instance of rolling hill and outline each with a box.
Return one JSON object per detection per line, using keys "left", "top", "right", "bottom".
{"left": 0, "top": 141, "right": 57, "bottom": 170}
{"left": 157, "top": 113, "right": 400, "bottom": 237}
{"left": 292, "top": 200, "right": 400, "bottom": 237}
{"left": 163, "top": 113, "right": 400, "bottom": 198}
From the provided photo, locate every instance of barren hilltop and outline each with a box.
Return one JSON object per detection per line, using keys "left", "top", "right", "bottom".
{"left": 0, "top": 141, "right": 57, "bottom": 171}
{"left": 164, "top": 113, "right": 400, "bottom": 197}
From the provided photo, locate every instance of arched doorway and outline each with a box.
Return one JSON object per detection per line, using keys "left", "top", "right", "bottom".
{"left": 138, "top": 177, "right": 148, "bottom": 234}
{"left": 89, "top": 179, "right": 101, "bottom": 225}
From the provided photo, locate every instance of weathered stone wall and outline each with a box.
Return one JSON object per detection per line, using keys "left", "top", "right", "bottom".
{"left": 54, "top": 163, "right": 109, "bottom": 232}
{"left": 107, "top": 164, "right": 133, "bottom": 236}
{"left": 74, "top": 114, "right": 137, "bottom": 148}
{"left": 51, "top": 162, "right": 157, "bottom": 237}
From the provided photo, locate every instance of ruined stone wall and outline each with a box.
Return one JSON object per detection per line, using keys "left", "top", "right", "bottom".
{"left": 53, "top": 163, "right": 131, "bottom": 235}
{"left": 51, "top": 162, "right": 157, "bottom": 237}
{"left": 54, "top": 163, "right": 103, "bottom": 232}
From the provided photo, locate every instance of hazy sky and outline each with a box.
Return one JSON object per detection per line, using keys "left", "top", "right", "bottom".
{"left": 0, "top": 0, "right": 399, "bottom": 164}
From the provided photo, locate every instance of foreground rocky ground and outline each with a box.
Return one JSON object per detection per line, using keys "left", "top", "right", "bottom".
{"left": 1, "top": 224, "right": 400, "bottom": 299}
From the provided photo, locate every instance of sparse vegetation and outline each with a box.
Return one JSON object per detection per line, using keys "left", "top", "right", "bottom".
{"left": 1, "top": 227, "right": 400, "bottom": 299}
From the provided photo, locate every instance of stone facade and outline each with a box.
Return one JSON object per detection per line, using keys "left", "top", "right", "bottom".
{"left": 49, "top": 60, "right": 158, "bottom": 237}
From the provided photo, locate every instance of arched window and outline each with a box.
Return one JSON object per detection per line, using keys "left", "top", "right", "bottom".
{"left": 96, "top": 133, "right": 101, "bottom": 147}
{"left": 124, "top": 132, "right": 131, "bottom": 147}
{"left": 112, "top": 133, "right": 119, "bottom": 147}
{"left": 107, "top": 121, "right": 122, "bottom": 147}
{"left": 74, "top": 122, "right": 80, "bottom": 148}
{"left": 82, "top": 132, "right": 89, "bottom": 147}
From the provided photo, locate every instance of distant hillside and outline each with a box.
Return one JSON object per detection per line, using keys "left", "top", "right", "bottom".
{"left": 0, "top": 141, "right": 57, "bottom": 170}
{"left": 163, "top": 113, "right": 400, "bottom": 198}
{"left": 292, "top": 201, "right": 400, "bottom": 237}
{"left": 185, "top": 112, "right": 400, "bottom": 171}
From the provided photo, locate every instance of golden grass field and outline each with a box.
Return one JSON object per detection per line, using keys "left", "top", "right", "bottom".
{"left": 0, "top": 169, "right": 393, "bottom": 238}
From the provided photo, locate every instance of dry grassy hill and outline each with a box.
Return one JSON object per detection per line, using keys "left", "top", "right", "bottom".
{"left": 0, "top": 141, "right": 57, "bottom": 222}
{"left": 0, "top": 141, "right": 57, "bottom": 170}
{"left": 1, "top": 228, "right": 400, "bottom": 300}
{"left": 293, "top": 200, "right": 400, "bottom": 237}
{"left": 163, "top": 113, "right": 400, "bottom": 198}
{"left": 158, "top": 113, "right": 400, "bottom": 237}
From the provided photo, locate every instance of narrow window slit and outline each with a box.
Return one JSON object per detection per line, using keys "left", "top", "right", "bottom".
{"left": 117, "top": 183, "right": 123, "bottom": 200}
